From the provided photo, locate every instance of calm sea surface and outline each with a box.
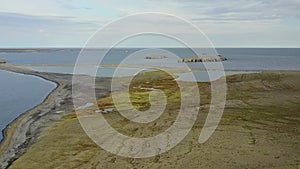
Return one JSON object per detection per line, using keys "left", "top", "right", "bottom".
{"left": 0, "top": 48, "right": 299, "bottom": 70}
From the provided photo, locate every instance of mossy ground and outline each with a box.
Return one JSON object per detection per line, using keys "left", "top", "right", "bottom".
{"left": 10, "top": 71, "right": 300, "bottom": 169}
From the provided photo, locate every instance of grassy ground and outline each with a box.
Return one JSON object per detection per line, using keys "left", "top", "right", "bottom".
{"left": 9, "top": 71, "right": 300, "bottom": 169}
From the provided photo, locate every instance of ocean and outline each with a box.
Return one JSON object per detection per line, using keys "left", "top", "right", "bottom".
{"left": 0, "top": 48, "right": 299, "bottom": 71}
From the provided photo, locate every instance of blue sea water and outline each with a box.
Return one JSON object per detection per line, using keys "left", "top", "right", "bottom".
{"left": 0, "top": 48, "right": 299, "bottom": 70}
{"left": 1, "top": 48, "right": 298, "bottom": 81}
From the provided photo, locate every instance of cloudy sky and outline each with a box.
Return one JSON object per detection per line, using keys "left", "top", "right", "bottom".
{"left": 0, "top": 0, "right": 299, "bottom": 48}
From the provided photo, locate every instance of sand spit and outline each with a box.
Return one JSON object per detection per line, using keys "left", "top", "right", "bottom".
{"left": 0, "top": 65, "right": 111, "bottom": 169}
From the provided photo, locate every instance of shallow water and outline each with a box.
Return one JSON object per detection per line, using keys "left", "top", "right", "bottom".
{"left": 176, "top": 71, "right": 259, "bottom": 82}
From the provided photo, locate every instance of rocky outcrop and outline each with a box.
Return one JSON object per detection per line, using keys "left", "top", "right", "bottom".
{"left": 178, "top": 55, "right": 227, "bottom": 63}
{"left": 0, "top": 59, "right": 6, "bottom": 64}
{"left": 145, "top": 56, "right": 167, "bottom": 59}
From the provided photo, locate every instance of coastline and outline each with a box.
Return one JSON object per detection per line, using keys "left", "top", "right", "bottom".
{"left": 7, "top": 69, "right": 300, "bottom": 169}
{"left": 0, "top": 64, "right": 112, "bottom": 169}
{"left": 0, "top": 64, "right": 299, "bottom": 168}
{"left": 0, "top": 75, "right": 59, "bottom": 148}
{"left": 0, "top": 64, "right": 72, "bottom": 168}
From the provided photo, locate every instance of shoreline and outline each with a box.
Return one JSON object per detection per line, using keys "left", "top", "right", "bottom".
{"left": 0, "top": 69, "right": 59, "bottom": 146}
{"left": 10, "top": 63, "right": 300, "bottom": 72}
{"left": 7, "top": 69, "right": 300, "bottom": 168}
{"left": 0, "top": 64, "right": 299, "bottom": 168}
{"left": 0, "top": 64, "right": 73, "bottom": 169}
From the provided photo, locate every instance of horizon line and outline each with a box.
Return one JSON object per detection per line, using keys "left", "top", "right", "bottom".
{"left": 0, "top": 46, "right": 300, "bottom": 49}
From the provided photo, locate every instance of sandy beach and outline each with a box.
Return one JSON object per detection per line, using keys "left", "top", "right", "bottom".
{"left": 0, "top": 64, "right": 299, "bottom": 169}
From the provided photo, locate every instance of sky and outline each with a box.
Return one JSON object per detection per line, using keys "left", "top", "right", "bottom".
{"left": 0, "top": 0, "right": 299, "bottom": 48}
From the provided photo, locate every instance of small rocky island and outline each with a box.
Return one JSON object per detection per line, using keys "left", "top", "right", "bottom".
{"left": 178, "top": 55, "right": 227, "bottom": 62}
{"left": 0, "top": 59, "right": 6, "bottom": 64}
{"left": 145, "top": 56, "right": 168, "bottom": 59}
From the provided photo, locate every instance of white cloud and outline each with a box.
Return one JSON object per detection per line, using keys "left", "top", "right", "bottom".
{"left": 0, "top": 0, "right": 299, "bottom": 47}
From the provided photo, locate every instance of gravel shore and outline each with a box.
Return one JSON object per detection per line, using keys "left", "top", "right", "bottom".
{"left": 0, "top": 65, "right": 111, "bottom": 169}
